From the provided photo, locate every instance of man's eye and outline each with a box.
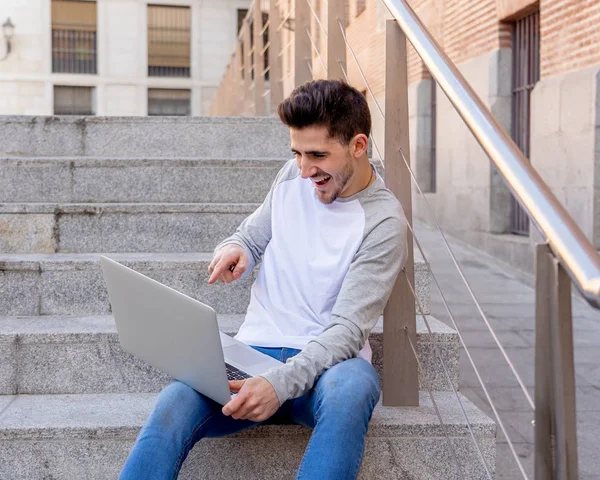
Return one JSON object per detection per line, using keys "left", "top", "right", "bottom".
{"left": 313, "top": 154, "right": 325, "bottom": 158}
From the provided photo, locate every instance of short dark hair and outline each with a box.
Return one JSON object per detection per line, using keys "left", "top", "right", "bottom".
{"left": 277, "top": 80, "right": 371, "bottom": 145}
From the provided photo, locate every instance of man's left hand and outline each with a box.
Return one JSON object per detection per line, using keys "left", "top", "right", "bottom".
{"left": 222, "top": 377, "right": 280, "bottom": 422}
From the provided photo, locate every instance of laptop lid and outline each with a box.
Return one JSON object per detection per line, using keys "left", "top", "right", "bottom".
{"left": 100, "top": 256, "right": 232, "bottom": 405}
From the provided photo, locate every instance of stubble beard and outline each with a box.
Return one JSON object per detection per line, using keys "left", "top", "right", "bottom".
{"left": 316, "top": 160, "right": 355, "bottom": 205}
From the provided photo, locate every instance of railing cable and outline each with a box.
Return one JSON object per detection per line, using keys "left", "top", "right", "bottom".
{"left": 277, "top": 8, "right": 293, "bottom": 32}
{"left": 337, "top": 19, "right": 531, "bottom": 475}
{"left": 305, "top": 0, "right": 328, "bottom": 38}
{"left": 278, "top": 38, "right": 294, "bottom": 57}
{"left": 404, "top": 266, "right": 494, "bottom": 479}
{"left": 337, "top": 60, "right": 385, "bottom": 171}
{"left": 406, "top": 331, "right": 466, "bottom": 479}
{"left": 261, "top": 18, "right": 271, "bottom": 36}
{"left": 306, "top": 58, "right": 314, "bottom": 76}
{"left": 337, "top": 10, "right": 534, "bottom": 412}
{"left": 401, "top": 145, "right": 535, "bottom": 411}
{"left": 400, "top": 147, "right": 531, "bottom": 479}
{"left": 305, "top": 26, "right": 328, "bottom": 73}
{"left": 337, "top": 18, "right": 385, "bottom": 122}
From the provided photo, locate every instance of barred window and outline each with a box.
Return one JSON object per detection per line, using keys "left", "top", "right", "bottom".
{"left": 148, "top": 89, "right": 191, "bottom": 116}
{"left": 148, "top": 5, "right": 191, "bottom": 77}
{"left": 237, "top": 9, "right": 248, "bottom": 35}
{"left": 54, "top": 86, "right": 95, "bottom": 115}
{"left": 430, "top": 81, "right": 437, "bottom": 193}
{"left": 51, "top": 0, "right": 97, "bottom": 74}
{"left": 356, "top": 0, "right": 366, "bottom": 17}
{"left": 510, "top": 10, "right": 540, "bottom": 235}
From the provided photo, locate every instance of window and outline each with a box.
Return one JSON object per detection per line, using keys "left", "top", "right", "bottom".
{"left": 148, "top": 5, "right": 191, "bottom": 77}
{"left": 51, "top": 0, "right": 97, "bottom": 74}
{"left": 148, "top": 89, "right": 191, "bottom": 116}
{"left": 54, "top": 86, "right": 95, "bottom": 115}
{"left": 356, "top": 0, "right": 366, "bottom": 17}
{"left": 510, "top": 10, "right": 540, "bottom": 235}
{"left": 237, "top": 9, "right": 248, "bottom": 35}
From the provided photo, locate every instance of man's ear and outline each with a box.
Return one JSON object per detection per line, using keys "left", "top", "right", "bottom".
{"left": 351, "top": 134, "right": 369, "bottom": 157}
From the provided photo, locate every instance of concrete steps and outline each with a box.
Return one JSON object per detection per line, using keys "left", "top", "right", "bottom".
{"left": 0, "top": 157, "right": 286, "bottom": 203}
{"left": 0, "top": 203, "right": 258, "bottom": 253}
{"left": 0, "top": 252, "right": 432, "bottom": 316}
{"left": 0, "top": 392, "right": 496, "bottom": 479}
{"left": 0, "top": 117, "right": 291, "bottom": 158}
{"left": 0, "top": 116, "right": 495, "bottom": 479}
{"left": 0, "top": 314, "right": 458, "bottom": 395}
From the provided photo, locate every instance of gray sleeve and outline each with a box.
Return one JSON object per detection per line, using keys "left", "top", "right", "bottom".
{"left": 260, "top": 204, "right": 409, "bottom": 404}
{"left": 214, "top": 160, "right": 298, "bottom": 278}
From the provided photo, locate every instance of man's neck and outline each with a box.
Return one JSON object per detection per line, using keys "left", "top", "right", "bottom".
{"left": 340, "top": 157, "right": 373, "bottom": 198}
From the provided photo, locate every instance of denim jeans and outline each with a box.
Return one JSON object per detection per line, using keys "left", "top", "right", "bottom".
{"left": 119, "top": 346, "right": 380, "bottom": 480}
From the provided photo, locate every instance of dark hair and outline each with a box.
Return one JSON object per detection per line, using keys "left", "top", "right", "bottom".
{"left": 277, "top": 80, "right": 371, "bottom": 145}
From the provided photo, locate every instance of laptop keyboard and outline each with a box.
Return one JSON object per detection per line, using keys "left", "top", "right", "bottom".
{"left": 225, "top": 363, "right": 252, "bottom": 381}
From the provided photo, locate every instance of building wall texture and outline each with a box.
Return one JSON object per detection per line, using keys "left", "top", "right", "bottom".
{"left": 336, "top": 0, "right": 600, "bottom": 272}
{"left": 0, "top": 0, "right": 250, "bottom": 116}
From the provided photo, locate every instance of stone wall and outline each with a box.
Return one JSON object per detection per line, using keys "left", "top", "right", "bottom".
{"left": 530, "top": 65, "right": 600, "bottom": 247}
{"left": 412, "top": 49, "right": 513, "bottom": 236}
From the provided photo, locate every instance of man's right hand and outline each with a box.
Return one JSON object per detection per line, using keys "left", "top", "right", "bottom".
{"left": 207, "top": 244, "right": 248, "bottom": 284}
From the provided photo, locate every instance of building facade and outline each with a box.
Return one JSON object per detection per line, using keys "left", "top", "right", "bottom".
{"left": 0, "top": 0, "right": 251, "bottom": 116}
{"left": 330, "top": 0, "right": 600, "bottom": 273}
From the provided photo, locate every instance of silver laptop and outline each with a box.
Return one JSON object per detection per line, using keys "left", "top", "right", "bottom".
{"left": 99, "top": 256, "right": 283, "bottom": 405}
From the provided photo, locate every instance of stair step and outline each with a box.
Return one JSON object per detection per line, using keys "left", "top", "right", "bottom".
{"left": 0, "top": 253, "right": 431, "bottom": 317}
{"left": 0, "top": 203, "right": 259, "bottom": 253}
{"left": 0, "top": 157, "right": 286, "bottom": 203}
{"left": 0, "top": 392, "right": 496, "bottom": 479}
{"left": 0, "top": 314, "right": 458, "bottom": 395}
{"left": 0, "top": 116, "right": 291, "bottom": 158}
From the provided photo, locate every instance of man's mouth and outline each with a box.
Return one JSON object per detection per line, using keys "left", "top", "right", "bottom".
{"left": 312, "top": 175, "right": 332, "bottom": 187}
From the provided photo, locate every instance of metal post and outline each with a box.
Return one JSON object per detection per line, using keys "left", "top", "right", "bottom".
{"left": 535, "top": 243, "right": 579, "bottom": 480}
{"left": 253, "top": 3, "right": 266, "bottom": 115}
{"left": 268, "top": 0, "right": 284, "bottom": 113}
{"left": 294, "top": 0, "right": 312, "bottom": 87}
{"left": 382, "top": 19, "right": 418, "bottom": 407}
{"left": 234, "top": 41, "right": 243, "bottom": 115}
{"left": 327, "top": 0, "right": 346, "bottom": 80}
{"left": 242, "top": 21, "right": 252, "bottom": 114}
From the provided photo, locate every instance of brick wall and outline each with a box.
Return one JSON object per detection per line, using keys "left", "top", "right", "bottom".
{"left": 540, "top": 0, "right": 600, "bottom": 77}
{"left": 344, "top": 0, "right": 387, "bottom": 97}
{"left": 341, "top": 0, "right": 599, "bottom": 92}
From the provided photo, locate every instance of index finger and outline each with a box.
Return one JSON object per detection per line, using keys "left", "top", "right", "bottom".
{"left": 208, "top": 257, "right": 232, "bottom": 284}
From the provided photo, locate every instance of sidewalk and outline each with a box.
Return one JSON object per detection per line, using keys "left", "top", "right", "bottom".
{"left": 414, "top": 222, "right": 600, "bottom": 480}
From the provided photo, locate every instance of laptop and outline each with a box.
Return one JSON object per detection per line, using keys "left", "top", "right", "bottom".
{"left": 99, "top": 256, "right": 284, "bottom": 406}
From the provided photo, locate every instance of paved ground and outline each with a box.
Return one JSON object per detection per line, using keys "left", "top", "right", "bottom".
{"left": 414, "top": 222, "right": 600, "bottom": 480}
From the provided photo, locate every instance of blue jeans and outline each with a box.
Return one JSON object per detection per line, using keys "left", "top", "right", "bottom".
{"left": 119, "top": 346, "right": 380, "bottom": 480}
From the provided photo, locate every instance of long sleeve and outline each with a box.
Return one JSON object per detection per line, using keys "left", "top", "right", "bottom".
{"left": 259, "top": 210, "right": 408, "bottom": 405}
{"left": 213, "top": 160, "right": 296, "bottom": 278}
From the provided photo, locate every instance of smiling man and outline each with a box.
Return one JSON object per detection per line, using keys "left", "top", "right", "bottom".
{"left": 119, "top": 80, "right": 408, "bottom": 480}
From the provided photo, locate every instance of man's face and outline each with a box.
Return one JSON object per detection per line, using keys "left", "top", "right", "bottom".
{"left": 290, "top": 126, "right": 356, "bottom": 204}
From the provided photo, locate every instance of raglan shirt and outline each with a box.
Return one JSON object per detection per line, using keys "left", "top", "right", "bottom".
{"left": 214, "top": 159, "right": 408, "bottom": 405}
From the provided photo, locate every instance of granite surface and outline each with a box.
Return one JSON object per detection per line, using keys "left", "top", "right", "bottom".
{"left": 0, "top": 392, "right": 495, "bottom": 479}
{"left": 0, "top": 313, "right": 459, "bottom": 394}
{"left": 0, "top": 253, "right": 430, "bottom": 316}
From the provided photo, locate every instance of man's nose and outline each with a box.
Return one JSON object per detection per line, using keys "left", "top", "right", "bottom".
{"left": 298, "top": 157, "right": 317, "bottom": 179}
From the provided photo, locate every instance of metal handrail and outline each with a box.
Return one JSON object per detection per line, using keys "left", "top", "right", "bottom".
{"left": 382, "top": 0, "right": 600, "bottom": 308}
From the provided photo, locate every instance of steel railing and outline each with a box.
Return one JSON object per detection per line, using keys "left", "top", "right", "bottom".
{"left": 383, "top": 0, "right": 600, "bottom": 309}
{"left": 209, "top": 1, "right": 597, "bottom": 478}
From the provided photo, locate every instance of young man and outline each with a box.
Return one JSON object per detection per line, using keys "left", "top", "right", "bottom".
{"left": 119, "top": 80, "right": 408, "bottom": 479}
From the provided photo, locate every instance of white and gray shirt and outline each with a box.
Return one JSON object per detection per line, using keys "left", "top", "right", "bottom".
{"left": 216, "top": 159, "right": 408, "bottom": 405}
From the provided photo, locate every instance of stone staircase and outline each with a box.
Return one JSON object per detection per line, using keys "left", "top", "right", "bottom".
{"left": 0, "top": 116, "right": 495, "bottom": 479}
